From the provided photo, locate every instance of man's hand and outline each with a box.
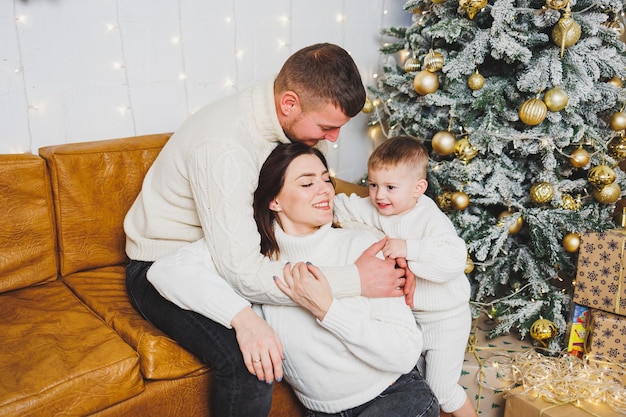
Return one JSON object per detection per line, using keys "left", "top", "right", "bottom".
{"left": 356, "top": 238, "right": 406, "bottom": 298}
{"left": 396, "top": 257, "right": 416, "bottom": 308}
{"left": 230, "top": 306, "right": 284, "bottom": 384}
{"left": 274, "top": 262, "right": 333, "bottom": 320}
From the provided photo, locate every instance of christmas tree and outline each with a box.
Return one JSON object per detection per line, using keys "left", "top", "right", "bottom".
{"left": 366, "top": 0, "right": 626, "bottom": 350}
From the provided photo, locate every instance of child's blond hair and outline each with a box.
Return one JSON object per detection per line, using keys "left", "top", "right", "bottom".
{"left": 368, "top": 136, "right": 429, "bottom": 180}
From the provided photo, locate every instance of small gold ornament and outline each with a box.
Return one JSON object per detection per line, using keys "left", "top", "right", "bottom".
{"left": 436, "top": 191, "right": 454, "bottom": 211}
{"left": 459, "top": 0, "right": 487, "bottom": 19}
{"left": 468, "top": 70, "right": 485, "bottom": 91}
{"left": 552, "top": 3, "right": 582, "bottom": 58}
{"left": 454, "top": 138, "right": 479, "bottom": 162}
{"left": 519, "top": 97, "right": 548, "bottom": 126}
{"left": 530, "top": 181, "right": 555, "bottom": 203}
{"left": 587, "top": 164, "right": 616, "bottom": 188}
{"left": 605, "top": 20, "right": 625, "bottom": 36}
{"left": 431, "top": 130, "right": 457, "bottom": 155}
{"left": 562, "top": 232, "right": 581, "bottom": 253}
{"left": 424, "top": 49, "right": 444, "bottom": 73}
{"left": 404, "top": 57, "right": 421, "bottom": 73}
{"left": 610, "top": 111, "right": 626, "bottom": 131}
{"left": 546, "top": 0, "right": 568, "bottom": 10}
{"left": 530, "top": 318, "right": 558, "bottom": 347}
{"left": 543, "top": 86, "right": 568, "bottom": 112}
{"left": 608, "top": 76, "right": 623, "bottom": 89}
{"left": 464, "top": 254, "right": 474, "bottom": 274}
{"left": 432, "top": 0, "right": 447, "bottom": 3}
{"left": 608, "top": 135, "right": 626, "bottom": 160}
{"left": 413, "top": 70, "right": 439, "bottom": 95}
{"left": 362, "top": 97, "right": 374, "bottom": 114}
{"left": 497, "top": 210, "right": 523, "bottom": 234}
{"left": 451, "top": 191, "right": 470, "bottom": 210}
{"left": 561, "top": 193, "right": 581, "bottom": 210}
{"left": 593, "top": 182, "right": 621, "bottom": 204}
{"left": 569, "top": 147, "right": 590, "bottom": 168}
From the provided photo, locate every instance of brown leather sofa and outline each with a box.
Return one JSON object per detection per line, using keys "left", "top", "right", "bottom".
{"left": 0, "top": 132, "right": 367, "bottom": 417}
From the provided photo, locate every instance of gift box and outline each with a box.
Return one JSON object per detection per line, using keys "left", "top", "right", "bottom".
{"left": 586, "top": 308, "right": 626, "bottom": 362}
{"left": 504, "top": 387, "right": 622, "bottom": 417}
{"left": 573, "top": 230, "right": 626, "bottom": 316}
{"left": 461, "top": 317, "right": 532, "bottom": 417}
{"left": 566, "top": 304, "right": 589, "bottom": 358}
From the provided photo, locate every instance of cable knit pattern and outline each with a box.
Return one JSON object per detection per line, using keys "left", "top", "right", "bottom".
{"left": 262, "top": 223, "right": 422, "bottom": 413}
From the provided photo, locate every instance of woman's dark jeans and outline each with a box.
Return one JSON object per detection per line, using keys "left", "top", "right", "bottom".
{"left": 305, "top": 367, "right": 438, "bottom": 417}
{"left": 125, "top": 260, "right": 273, "bottom": 417}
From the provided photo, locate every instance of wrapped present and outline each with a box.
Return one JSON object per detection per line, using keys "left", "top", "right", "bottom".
{"left": 504, "top": 387, "right": 622, "bottom": 417}
{"left": 586, "top": 308, "right": 626, "bottom": 363}
{"left": 573, "top": 230, "right": 626, "bottom": 316}
{"left": 461, "top": 317, "right": 532, "bottom": 417}
{"left": 566, "top": 304, "right": 589, "bottom": 358}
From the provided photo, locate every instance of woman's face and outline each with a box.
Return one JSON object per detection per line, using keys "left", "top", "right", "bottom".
{"left": 272, "top": 154, "right": 335, "bottom": 236}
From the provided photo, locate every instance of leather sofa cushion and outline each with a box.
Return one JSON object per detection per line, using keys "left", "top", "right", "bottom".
{"left": 39, "top": 133, "right": 171, "bottom": 276}
{"left": 0, "top": 153, "right": 57, "bottom": 293}
{"left": 0, "top": 280, "right": 143, "bottom": 417}
{"left": 63, "top": 266, "right": 206, "bottom": 380}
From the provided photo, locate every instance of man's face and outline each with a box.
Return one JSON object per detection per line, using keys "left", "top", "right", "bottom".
{"left": 282, "top": 103, "right": 350, "bottom": 147}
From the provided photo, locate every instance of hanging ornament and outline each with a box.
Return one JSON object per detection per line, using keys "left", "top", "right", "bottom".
{"left": 404, "top": 57, "right": 421, "bottom": 73}
{"left": 569, "top": 147, "right": 590, "bottom": 168}
{"left": 436, "top": 191, "right": 454, "bottom": 211}
{"left": 451, "top": 191, "right": 470, "bottom": 210}
{"left": 467, "top": 70, "right": 485, "bottom": 91}
{"left": 562, "top": 232, "right": 581, "bottom": 253}
{"left": 497, "top": 210, "right": 523, "bottom": 234}
{"left": 605, "top": 19, "right": 625, "bottom": 36}
{"left": 454, "top": 138, "right": 479, "bottom": 162}
{"left": 610, "top": 111, "right": 626, "bottom": 131}
{"left": 543, "top": 86, "right": 568, "bottom": 112}
{"left": 362, "top": 97, "right": 374, "bottom": 114}
{"left": 552, "top": 2, "right": 582, "bottom": 58}
{"left": 464, "top": 254, "right": 474, "bottom": 274}
{"left": 608, "top": 135, "right": 626, "bottom": 160}
{"left": 587, "top": 164, "right": 617, "bottom": 188}
{"left": 519, "top": 96, "right": 548, "bottom": 126}
{"left": 530, "top": 318, "right": 558, "bottom": 347}
{"left": 561, "top": 193, "right": 581, "bottom": 210}
{"left": 459, "top": 0, "right": 487, "bottom": 19}
{"left": 530, "top": 181, "right": 555, "bottom": 203}
{"left": 431, "top": 130, "right": 457, "bottom": 155}
{"left": 593, "top": 182, "right": 621, "bottom": 204}
{"left": 413, "top": 70, "right": 439, "bottom": 95}
{"left": 424, "top": 49, "right": 444, "bottom": 73}
{"left": 608, "top": 76, "right": 623, "bottom": 89}
{"left": 546, "top": 0, "right": 568, "bottom": 10}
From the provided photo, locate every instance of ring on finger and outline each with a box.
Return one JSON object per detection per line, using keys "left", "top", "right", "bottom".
{"left": 253, "top": 359, "right": 261, "bottom": 363}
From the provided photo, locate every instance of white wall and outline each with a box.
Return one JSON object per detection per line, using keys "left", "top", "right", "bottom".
{"left": 0, "top": 0, "right": 411, "bottom": 181}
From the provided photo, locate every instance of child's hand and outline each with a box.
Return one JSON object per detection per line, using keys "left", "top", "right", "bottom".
{"left": 382, "top": 238, "right": 407, "bottom": 259}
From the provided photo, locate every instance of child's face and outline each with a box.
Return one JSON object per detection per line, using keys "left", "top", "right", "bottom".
{"left": 367, "top": 164, "right": 427, "bottom": 216}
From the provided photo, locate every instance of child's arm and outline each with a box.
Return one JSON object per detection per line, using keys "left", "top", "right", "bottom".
{"left": 333, "top": 193, "right": 380, "bottom": 227}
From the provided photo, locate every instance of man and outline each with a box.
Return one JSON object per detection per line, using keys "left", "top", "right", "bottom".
{"left": 124, "top": 43, "right": 415, "bottom": 417}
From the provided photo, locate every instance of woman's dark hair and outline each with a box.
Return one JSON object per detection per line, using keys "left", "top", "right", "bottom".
{"left": 253, "top": 142, "right": 331, "bottom": 260}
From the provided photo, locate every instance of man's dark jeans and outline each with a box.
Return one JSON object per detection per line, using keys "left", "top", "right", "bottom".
{"left": 125, "top": 260, "right": 273, "bottom": 417}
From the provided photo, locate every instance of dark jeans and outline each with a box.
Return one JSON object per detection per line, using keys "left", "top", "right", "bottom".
{"left": 125, "top": 260, "right": 273, "bottom": 417}
{"left": 305, "top": 368, "right": 438, "bottom": 417}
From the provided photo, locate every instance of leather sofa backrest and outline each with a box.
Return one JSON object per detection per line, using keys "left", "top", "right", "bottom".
{"left": 39, "top": 133, "right": 171, "bottom": 276}
{"left": 0, "top": 153, "right": 58, "bottom": 293}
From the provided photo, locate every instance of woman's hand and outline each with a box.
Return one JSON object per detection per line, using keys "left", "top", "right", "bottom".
{"left": 230, "top": 306, "right": 284, "bottom": 384}
{"left": 274, "top": 262, "right": 333, "bottom": 320}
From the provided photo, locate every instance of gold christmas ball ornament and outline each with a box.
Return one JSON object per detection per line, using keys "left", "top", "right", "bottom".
{"left": 459, "top": 0, "right": 488, "bottom": 19}
{"left": 404, "top": 57, "right": 421, "bottom": 73}
{"left": 519, "top": 97, "right": 548, "bottom": 126}
{"left": 431, "top": 130, "right": 457, "bottom": 155}
{"left": 464, "top": 254, "right": 474, "bottom": 274}
{"left": 610, "top": 112, "right": 626, "bottom": 131}
{"left": 543, "top": 86, "right": 568, "bottom": 112}
{"left": 546, "top": 0, "right": 568, "bottom": 10}
{"left": 552, "top": 3, "right": 582, "bottom": 58}
{"left": 605, "top": 20, "right": 625, "bottom": 36}
{"left": 497, "top": 210, "right": 523, "bottom": 234}
{"left": 424, "top": 49, "right": 444, "bottom": 73}
{"left": 436, "top": 191, "right": 454, "bottom": 211}
{"left": 468, "top": 71, "right": 485, "bottom": 91}
{"left": 530, "top": 318, "right": 558, "bottom": 346}
{"left": 608, "top": 76, "right": 623, "bottom": 89}
{"left": 530, "top": 181, "right": 555, "bottom": 203}
{"left": 562, "top": 232, "right": 581, "bottom": 253}
{"left": 569, "top": 147, "right": 590, "bottom": 168}
{"left": 413, "top": 70, "right": 439, "bottom": 95}
{"left": 561, "top": 193, "right": 581, "bottom": 210}
{"left": 451, "top": 191, "right": 470, "bottom": 210}
{"left": 362, "top": 97, "right": 374, "bottom": 114}
{"left": 454, "top": 138, "right": 479, "bottom": 162}
{"left": 593, "top": 182, "right": 621, "bottom": 204}
{"left": 587, "top": 164, "right": 617, "bottom": 188}
{"left": 609, "top": 135, "right": 626, "bottom": 160}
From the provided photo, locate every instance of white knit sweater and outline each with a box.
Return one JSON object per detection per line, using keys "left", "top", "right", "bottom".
{"left": 333, "top": 194, "right": 470, "bottom": 320}
{"left": 124, "top": 79, "right": 361, "bottom": 311}
{"left": 261, "top": 223, "right": 422, "bottom": 413}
